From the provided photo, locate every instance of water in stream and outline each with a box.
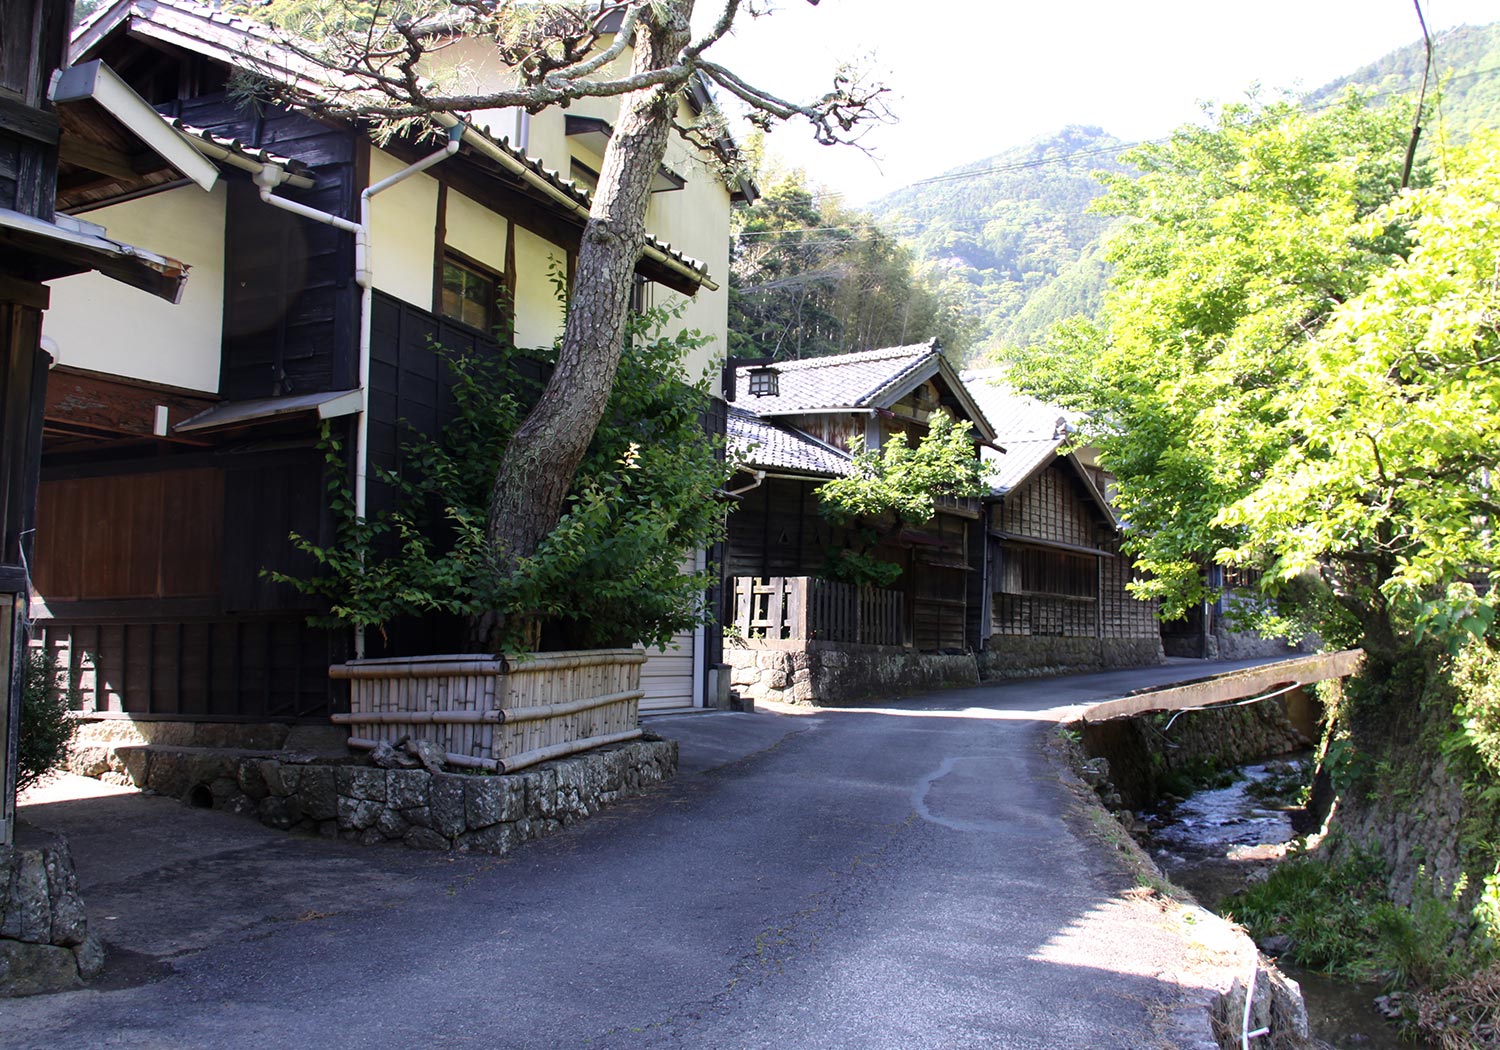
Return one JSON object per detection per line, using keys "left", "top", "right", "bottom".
{"left": 1143, "top": 758, "right": 1428, "bottom": 1050}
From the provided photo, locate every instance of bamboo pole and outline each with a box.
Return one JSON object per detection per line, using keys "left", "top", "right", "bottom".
{"left": 348, "top": 727, "right": 644, "bottom": 774}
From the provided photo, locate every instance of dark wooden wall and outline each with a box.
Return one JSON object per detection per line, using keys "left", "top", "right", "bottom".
{"left": 988, "top": 460, "right": 1158, "bottom": 642}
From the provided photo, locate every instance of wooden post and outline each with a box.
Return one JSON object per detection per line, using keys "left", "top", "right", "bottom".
{"left": 791, "top": 577, "right": 808, "bottom": 640}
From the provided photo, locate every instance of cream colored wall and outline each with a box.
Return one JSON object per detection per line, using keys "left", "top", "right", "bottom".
{"left": 424, "top": 35, "right": 734, "bottom": 390}
{"left": 368, "top": 148, "right": 439, "bottom": 308}
{"left": 42, "top": 183, "right": 227, "bottom": 393}
{"left": 445, "top": 190, "right": 508, "bottom": 273}
{"left": 512, "top": 226, "right": 567, "bottom": 350}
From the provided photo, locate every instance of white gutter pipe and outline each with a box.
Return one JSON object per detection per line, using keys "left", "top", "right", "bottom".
{"left": 254, "top": 124, "right": 464, "bottom": 658}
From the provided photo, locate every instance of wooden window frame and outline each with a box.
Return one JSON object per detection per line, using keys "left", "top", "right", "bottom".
{"left": 437, "top": 248, "right": 506, "bottom": 337}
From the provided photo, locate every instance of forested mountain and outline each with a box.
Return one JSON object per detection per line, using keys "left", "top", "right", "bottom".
{"left": 1306, "top": 21, "right": 1500, "bottom": 139}
{"left": 727, "top": 149, "right": 977, "bottom": 363}
{"left": 865, "top": 125, "right": 1130, "bottom": 356}
{"left": 854, "top": 22, "right": 1500, "bottom": 362}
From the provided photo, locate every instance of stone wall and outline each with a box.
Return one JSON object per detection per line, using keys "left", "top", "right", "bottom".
{"left": 1, "top": 833, "right": 103, "bottom": 996}
{"left": 726, "top": 642, "right": 978, "bottom": 707}
{"left": 69, "top": 718, "right": 348, "bottom": 784}
{"left": 1080, "top": 698, "right": 1314, "bottom": 810}
{"left": 72, "top": 736, "right": 677, "bottom": 854}
{"left": 977, "top": 636, "right": 1163, "bottom": 680}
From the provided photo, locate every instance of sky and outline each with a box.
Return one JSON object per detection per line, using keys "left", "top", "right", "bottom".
{"left": 696, "top": 0, "right": 1499, "bottom": 205}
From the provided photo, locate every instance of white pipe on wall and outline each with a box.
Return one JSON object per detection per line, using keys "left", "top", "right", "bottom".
{"left": 254, "top": 126, "right": 463, "bottom": 657}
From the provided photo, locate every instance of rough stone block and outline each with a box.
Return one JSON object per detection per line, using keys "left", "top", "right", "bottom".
{"left": 0, "top": 940, "right": 80, "bottom": 997}
{"left": 375, "top": 809, "right": 409, "bottom": 840}
{"left": 258, "top": 796, "right": 298, "bottom": 831}
{"left": 119, "top": 747, "right": 149, "bottom": 788}
{"left": 337, "top": 767, "right": 387, "bottom": 803}
{"left": 2, "top": 850, "right": 50, "bottom": 943}
{"left": 386, "top": 769, "right": 430, "bottom": 811}
{"left": 297, "top": 767, "right": 338, "bottom": 821}
{"left": 67, "top": 747, "right": 111, "bottom": 779}
{"left": 465, "top": 778, "right": 504, "bottom": 829}
{"left": 43, "top": 855, "right": 87, "bottom": 949}
{"left": 208, "top": 776, "right": 239, "bottom": 801}
{"left": 430, "top": 774, "right": 467, "bottom": 837}
{"left": 403, "top": 827, "right": 448, "bottom": 851}
{"left": 358, "top": 828, "right": 385, "bottom": 847}
{"left": 74, "top": 933, "right": 105, "bottom": 981}
{"left": 401, "top": 806, "right": 432, "bottom": 829}
{"left": 259, "top": 760, "right": 300, "bottom": 797}
{"left": 461, "top": 823, "right": 517, "bottom": 854}
{"left": 143, "top": 751, "right": 189, "bottom": 800}
{"left": 235, "top": 760, "right": 269, "bottom": 801}
{"left": 337, "top": 796, "right": 384, "bottom": 832}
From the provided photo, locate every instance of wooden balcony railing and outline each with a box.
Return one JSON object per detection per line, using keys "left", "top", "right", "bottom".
{"left": 729, "top": 576, "right": 907, "bottom": 648}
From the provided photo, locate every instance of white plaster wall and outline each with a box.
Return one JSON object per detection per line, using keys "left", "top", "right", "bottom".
{"left": 43, "top": 184, "right": 226, "bottom": 393}
{"left": 424, "top": 36, "right": 732, "bottom": 388}
{"left": 445, "top": 190, "right": 508, "bottom": 273}
{"left": 512, "top": 226, "right": 567, "bottom": 351}
{"left": 369, "top": 148, "right": 439, "bottom": 309}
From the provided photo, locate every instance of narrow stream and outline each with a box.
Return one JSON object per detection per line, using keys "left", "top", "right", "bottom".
{"left": 1142, "top": 758, "right": 1427, "bottom": 1050}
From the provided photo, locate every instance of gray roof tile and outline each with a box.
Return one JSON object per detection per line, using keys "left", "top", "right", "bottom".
{"left": 732, "top": 341, "right": 942, "bottom": 416}
{"left": 726, "top": 407, "right": 851, "bottom": 477}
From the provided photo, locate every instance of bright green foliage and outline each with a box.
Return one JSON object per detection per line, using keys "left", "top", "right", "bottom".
{"left": 817, "top": 414, "right": 991, "bottom": 525}
{"left": 1225, "top": 848, "right": 1471, "bottom": 987}
{"left": 18, "top": 648, "right": 77, "bottom": 794}
{"left": 730, "top": 148, "right": 976, "bottom": 362}
{"left": 273, "top": 306, "right": 728, "bottom": 654}
{"left": 1003, "top": 95, "right": 1414, "bottom": 630}
{"left": 814, "top": 413, "right": 991, "bottom": 586}
{"left": 1219, "top": 135, "right": 1500, "bottom": 651}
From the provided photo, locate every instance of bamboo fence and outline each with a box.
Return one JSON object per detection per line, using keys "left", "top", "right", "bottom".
{"left": 329, "top": 649, "right": 646, "bottom": 774}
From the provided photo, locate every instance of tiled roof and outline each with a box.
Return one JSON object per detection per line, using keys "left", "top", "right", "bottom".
{"left": 985, "top": 436, "right": 1066, "bottom": 495}
{"left": 733, "top": 342, "right": 943, "bottom": 416}
{"left": 960, "top": 367, "right": 1076, "bottom": 444}
{"left": 726, "top": 407, "right": 852, "bottom": 477}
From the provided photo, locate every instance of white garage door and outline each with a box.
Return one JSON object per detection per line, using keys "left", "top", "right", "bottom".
{"left": 638, "top": 552, "right": 705, "bottom": 712}
{"left": 639, "top": 628, "right": 699, "bottom": 711}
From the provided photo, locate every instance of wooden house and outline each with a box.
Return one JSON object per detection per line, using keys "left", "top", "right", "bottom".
{"left": 30, "top": 0, "right": 746, "bottom": 747}
{"left": 723, "top": 342, "right": 996, "bottom": 660}
{"left": 962, "top": 371, "right": 1163, "bottom": 676}
{"left": 1, "top": 0, "right": 211, "bottom": 838}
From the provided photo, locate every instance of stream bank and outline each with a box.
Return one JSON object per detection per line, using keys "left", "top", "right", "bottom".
{"left": 1142, "top": 756, "right": 1428, "bottom": 1050}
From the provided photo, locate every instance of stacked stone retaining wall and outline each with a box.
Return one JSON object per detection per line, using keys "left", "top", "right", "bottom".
{"left": 977, "top": 637, "right": 1163, "bottom": 680}
{"left": 1080, "top": 698, "right": 1314, "bottom": 810}
{"left": 68, "top": 737, "right": 677, "bottom": 854}
{"left": 726, "top": 642, "right": 977, "bottom": 706}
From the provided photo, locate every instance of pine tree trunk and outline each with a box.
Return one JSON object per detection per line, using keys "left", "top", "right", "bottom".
{"left": 472, "top": 1, "right": 693, "bottom": 653}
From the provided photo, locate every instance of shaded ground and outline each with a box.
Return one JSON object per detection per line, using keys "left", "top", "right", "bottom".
{"left": 3, "top": 659, "right": 1280, "bottom": 1049}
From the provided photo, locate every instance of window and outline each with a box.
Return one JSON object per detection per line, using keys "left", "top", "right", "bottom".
{"left": 440, "top": 254, "right": 500, "bottom": 332}
{"left": 998, "top": 546, "right": 1099, "bottom": 599}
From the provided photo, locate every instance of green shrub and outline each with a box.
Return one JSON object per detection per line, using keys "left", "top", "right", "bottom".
{"left": 18, "top": 647, "right": 76, "bottom": 793}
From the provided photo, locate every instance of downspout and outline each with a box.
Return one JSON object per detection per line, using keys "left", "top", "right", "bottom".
{"left": 254, "top": 124, "right": 464, "bottom": 658}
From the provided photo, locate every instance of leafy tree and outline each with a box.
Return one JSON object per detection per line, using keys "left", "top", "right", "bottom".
{"left": 18, "top": 649, "right": 76, "bottom": 794}
{"left": 239, "top": 0, "right": 884, "bottom": 651}
{"left": 274, "top": 306, "right": 729, "bottom": 653}
{"left": 815, "top": 413, "right": 991, "bottom": 586}
{"left": 729, "top": 154, "right": 975, "bottom": 361}
{"left": 1219, "top": 134, "right": 1500, "bottom": 654}
{"left": 1004, "top": 93, "right": 1414, "bottom": 632}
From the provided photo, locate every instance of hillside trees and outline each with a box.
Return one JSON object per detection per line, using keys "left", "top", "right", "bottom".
{"left": 240, "top": 0, "right": 883, "bottom": 650}
{"left": 1003, "top": 94, "right": 1417, "bottom": 632}
{"left": 729, "top": 155, "right": 976, "bottom": 361}
{"left": 1007, "top": 95, "right": 1500, "bottom": 990}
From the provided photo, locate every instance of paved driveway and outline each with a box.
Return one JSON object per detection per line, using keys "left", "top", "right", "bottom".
{"left": 2, "top": 661, "right": 1275, "bottom": 1049}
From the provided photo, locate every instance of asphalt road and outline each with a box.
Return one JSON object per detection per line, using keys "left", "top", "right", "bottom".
{"left": 3, "top": 660, "right": 1275, "bottom": 1049}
